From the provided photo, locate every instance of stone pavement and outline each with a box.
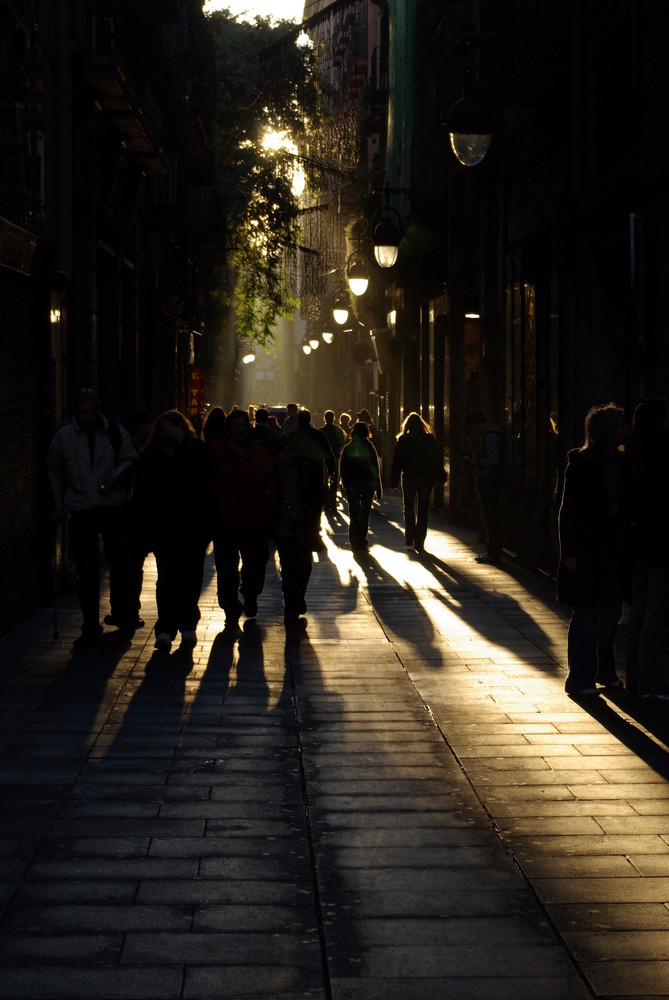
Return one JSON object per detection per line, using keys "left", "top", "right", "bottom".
{"left": 1, "top": 495, "right": 669, "bottom": 999}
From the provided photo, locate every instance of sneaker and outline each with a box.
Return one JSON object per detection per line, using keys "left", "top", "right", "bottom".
{"left": 154, "top": 632, "right": 172, "bottom": 651}
{"left": 566, "top": 686, "right": 600, "bottom": 697}
{"left": 242, "top": 598, "right": 258, "bottom": 618}
{"left": 181, "top": 631, "right": 197, "bottom": 646}
{"left": 475, "top": 553, "right": 501, "bottom": 565}
{"left": 596, "top": 675, "right": 623, "bottom": 688}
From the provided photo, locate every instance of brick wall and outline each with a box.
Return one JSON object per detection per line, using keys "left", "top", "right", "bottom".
{"left": 0, "top": 269, "right": 50, "bottom": 634}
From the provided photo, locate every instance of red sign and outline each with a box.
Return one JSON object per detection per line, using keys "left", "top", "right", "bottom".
{"left": 189, "top": 367, "right": 206, "bottom": 416}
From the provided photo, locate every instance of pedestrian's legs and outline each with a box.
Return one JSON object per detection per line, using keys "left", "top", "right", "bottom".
{"left": 99, "top": 505, "right": 135, "bottom": 632}
{"left": 69, "top": 509, "right": 102, "bottom": 634}
{"left": 595, "top": 581, "right": 623, "bottom": 685}
{"left": 238, "top": 527, "right": 270, "bottom": 609}
{"left": 154, "top": 545, "right": 181, "bottom": 640}
{"left": 638, "top": 566, "right": 669, "bottom": 696}
{"left": 565, "top": 606, "right": 599, "bottom": 692}
{"left": 347, "top": 484, "right": 371, "bottom": 549}
{"left": 477, "top": 476, "right": 502, "bottom": 561}
{"left": 625, "top": 561, "right": 647, "bottom": 696}
{"left": 213, "top": 529, "right": 243, "bottom": 618}
{"left": 414, "top": 476, "right": 432, "bottom": 550}
{"left": 275, "top": 535, "right": 312, "bottom": 616}
{"left": 401, "top": 477, "right": 418, "bottom": 544}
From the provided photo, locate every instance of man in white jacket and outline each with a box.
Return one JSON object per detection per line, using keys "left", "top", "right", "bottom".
{"left": 46, "top": 388, "right": 138, "bottom": 647}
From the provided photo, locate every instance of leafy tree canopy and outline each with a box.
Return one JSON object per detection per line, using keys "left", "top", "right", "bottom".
{"left": 207, "top": 10, "right": 318, "bottom": 348}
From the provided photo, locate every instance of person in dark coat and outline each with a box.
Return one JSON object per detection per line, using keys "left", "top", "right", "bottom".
{"left": 625, "top": 397, "right": 669, "bottom": 700}
{"left": 390, "top": 411, "right": 442, "bottom": 553}
{"left": 321, "top": 409, "right": 346, "bottom": 510}
{"left": 202, "top": 406, "right": 227, "bottom": 446}
{"left": 271, "top": 436, "right": 314, "bottom": 624}
{"left": 210, "top": 409, "right": 276, "bottom": 625}
{"left": 288, "top": 409, "right": 336, "bottom": 550}
{"left": 133, "top": 409, "right": 216, "bottom": 652}
{"left": 557, "top": 402, "right": 630, "bottom": 696}
{"left": 340, "top": 421, "right": 382, "bottom": 551}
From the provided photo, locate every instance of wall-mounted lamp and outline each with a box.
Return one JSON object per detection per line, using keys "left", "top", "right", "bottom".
{"left": 332, "top": 291, "right": 350, "bottom": 326}
{"left": 446, "top": 93, "right": 494, "bottom": 166}
{"left": 322, "top": 330, "right": 334, "bottom": 344}
{"left": 373, "top": 207, "right": 401, "bottom": 269}
{"left": 302, "top": 336, "right": 312, "bottom": 355}
{"left": 309, "top": 335, "right": 320, "bottom": 350}
{"left": 241, "top": 343, "right": 256, "bottom": 364}
{"left": 50, "top": 308, "right": 61, "bottom": 324}
{"left": 346, "top": 248, "right": 370, "bottom": 296}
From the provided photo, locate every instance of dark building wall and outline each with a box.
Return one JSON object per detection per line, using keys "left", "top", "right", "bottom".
{"left": 0, "top": 269, "right": 50, "bottom": 633}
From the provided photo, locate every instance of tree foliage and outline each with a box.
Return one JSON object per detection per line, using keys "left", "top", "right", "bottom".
{"left": 207, "top": 10, "right": 317, "bottom": 348}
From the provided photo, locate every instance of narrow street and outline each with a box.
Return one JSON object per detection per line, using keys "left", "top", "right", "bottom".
{"left": 1, "top": 496, "right": 668, "bottom": 999}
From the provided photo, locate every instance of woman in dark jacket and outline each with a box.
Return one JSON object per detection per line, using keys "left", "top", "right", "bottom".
{"left": 390, "top": 412, "right": 441, "bottom": 553}
{"left": 557, "top": 402, "right": 630, "bottom": 695}
{"left": 340, "top": 421, "right": 381, "bottom": 552}
{"left": 133, "top": 410, "right": 215, "bottom": 651}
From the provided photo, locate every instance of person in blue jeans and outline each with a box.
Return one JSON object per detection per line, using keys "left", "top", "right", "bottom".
{"left": 340, "top": 421, "right": 381, "bottom": 552}
{"left": 557, "top": 402, "right": 630, "bottom": 696}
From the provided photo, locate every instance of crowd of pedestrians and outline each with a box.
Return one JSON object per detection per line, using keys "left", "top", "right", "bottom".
{"left": 47, "top": 390, "right": 669, "bottom": 702}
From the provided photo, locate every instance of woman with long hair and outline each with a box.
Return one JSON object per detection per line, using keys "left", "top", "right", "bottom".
{"left": 557, "top": 402, "right": 630, "bottom": 695}
{"left": 390, "top": 411, "right": 442, "bottom": 554}
{"left": 133, "top": 410, "right": 216, "bottom": 652}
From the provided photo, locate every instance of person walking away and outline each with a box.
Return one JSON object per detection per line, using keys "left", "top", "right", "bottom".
{"left": 251, "top": 406, "right": 281, "bottom": 455}
{"left": 133, "top": 410, "right": 215, "bottom": 652}
{"left": 356, "top": 407, "right": 385, "bottom": 477}
{"left": 625, "top": 398, "right": 669, "bottom": 700}
{"left": 202, "top": 406, "right": 227, "bottom": 447}
{"left": 321, "top": 409, "right": 346, "bottom": 510}
{"left": 557, "top": 402, "right": 630, "bottom": 696}
{"left": 272, "top": 436, "right": 314, "bottom": 624}
{"left": 340, "top": 421, "right": 382, "bottom": 551}
{"left": 211, "top": 409, "right": 276, "bottom": 626}
{"left": 339, "top": 412, "right": 352, "bottom": 439}
{"left": 390, "top": 411, "right": 441, "bottom": 553}
{"left": 463, "top": 410, "right": 504, "bottom": 564}
{"left": 46, "top": 387, "right": 138, "bottom": 648}
{"left": 283, "top": 402, "right": 299, "bottom": 435}
{"left": 104, "top": 406, "right": 153, "bottom": 631}
{"left": 288, "top": 409, "right": 336, "bottom": 551}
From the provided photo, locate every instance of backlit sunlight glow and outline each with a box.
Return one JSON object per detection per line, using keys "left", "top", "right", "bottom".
{"left": 262, "top": 130, "right": 305, "bottom": 197}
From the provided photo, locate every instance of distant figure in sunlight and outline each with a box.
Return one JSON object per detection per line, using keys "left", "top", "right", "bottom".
{"left": 557, "top": 402, "right": 630, "bottom": 696}
{"left": 390, "top": 411, "right": 443, "bottom": 554}
{"left": 340, "top": 421, "right": 382, "bottom": 552}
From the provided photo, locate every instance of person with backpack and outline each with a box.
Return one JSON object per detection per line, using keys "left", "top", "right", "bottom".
{"left": 45, "top": 388, "right": 138, "bottom": 647}
{"left": 463, "top": 410, "right": 505, "bottom": 565}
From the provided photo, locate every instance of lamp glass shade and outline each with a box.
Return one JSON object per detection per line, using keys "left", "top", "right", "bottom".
{"left": 373, "top": 243, "right": 399, "bottom": 269}
{"left": 241, "top": 349, "right": 255, "bottom": 364}
{"left": 322, "top": 330, "right": 334, "bottom": 344}
{"left": 449, "top": 131, "right": 491, "bottom": 167}
{"left": 302, "top": 343, "right": 312, "bottom": 355}
{"left": 348, "top": 275, "right": 369, "bottom": 296}
{"left": 346, "top": 252, "right": 370, "bottom": 296}
{"left": 373, "top": 216, "right": 400, "bottom": 268}
{"left": 309, "top": 336, "right": 320, "bottom": 349}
